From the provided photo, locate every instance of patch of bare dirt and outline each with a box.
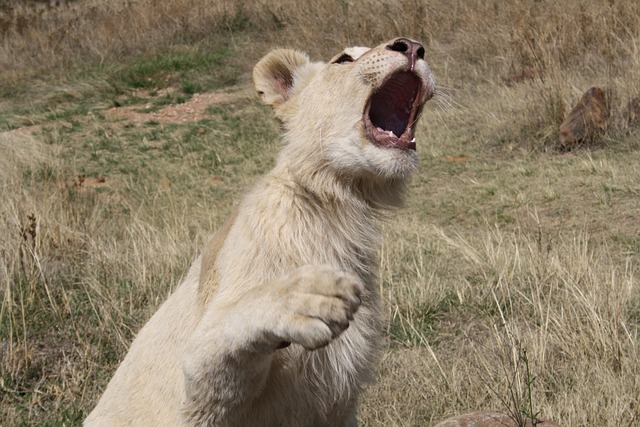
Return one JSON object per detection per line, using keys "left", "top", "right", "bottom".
{"left": 105, "top": 88, "right": 253, "bottom": 126}
{"left": 64, "top": 174, "right": 112, "bottom": 191}
{"left": 0, "top": 88, "right": 253, "bottom": 139}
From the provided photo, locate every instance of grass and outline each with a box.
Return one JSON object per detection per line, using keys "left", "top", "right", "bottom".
{"left": 1, "top": 0, "right": 640, "bottom": 425}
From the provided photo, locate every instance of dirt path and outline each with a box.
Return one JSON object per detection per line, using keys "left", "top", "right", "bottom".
{"left": 104, "top": 88, "right": 253, "bottom": 125}
{"left": 1, "top": 87, "right": 254, "bottom": 139}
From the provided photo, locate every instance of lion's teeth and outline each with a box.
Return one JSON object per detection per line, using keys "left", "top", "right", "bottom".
{"left": 411, "top": 138, "right": 416, "bottom": 143}
{"left": 388, "top": 131, "right": 396, "bottom": 137}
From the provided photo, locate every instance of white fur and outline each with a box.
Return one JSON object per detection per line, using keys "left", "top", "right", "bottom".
{"left": 85, "top": 38, "right": 434, "bottom": 427}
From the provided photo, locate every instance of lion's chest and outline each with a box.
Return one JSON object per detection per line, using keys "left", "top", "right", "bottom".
{"left": 249, "top": 312, "right": 379, "bottom": 426}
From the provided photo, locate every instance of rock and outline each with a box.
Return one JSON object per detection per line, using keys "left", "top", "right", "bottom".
{"left": 434, "top": 411, "right": 562, "bottom": 427}
{"left": 559, "top": 87, "right": 609, "bottom": 149}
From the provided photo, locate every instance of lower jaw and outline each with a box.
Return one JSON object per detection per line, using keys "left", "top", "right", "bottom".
{"left": 364, "top": 146, "right": 419, "bottom": 180}
{"left": 365, "top": 123, "right": 416, "bottom": 151}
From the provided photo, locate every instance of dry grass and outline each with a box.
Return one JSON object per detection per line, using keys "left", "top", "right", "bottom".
{"left": 373, "top": 223, "right": 638, "bottom": 424}
{"left": 1, "top": 0, "right": 639, "bottom": 425}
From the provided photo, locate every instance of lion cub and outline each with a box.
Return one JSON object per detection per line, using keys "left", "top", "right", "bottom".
{"left": 85, "top": 37, "right": 435, "bottom": 427}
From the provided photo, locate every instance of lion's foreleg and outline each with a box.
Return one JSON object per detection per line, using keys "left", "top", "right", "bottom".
{"left": 181, "top": 265, "right": 362, "bottom": 424}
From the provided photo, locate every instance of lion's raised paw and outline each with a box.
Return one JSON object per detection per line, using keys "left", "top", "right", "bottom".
{"left": 267, "top": 265, "right": 363, "bottom": 351}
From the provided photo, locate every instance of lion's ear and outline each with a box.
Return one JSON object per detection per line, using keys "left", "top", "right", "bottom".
{"left": 253, "top": 49, "right": 310, "bottom": 108}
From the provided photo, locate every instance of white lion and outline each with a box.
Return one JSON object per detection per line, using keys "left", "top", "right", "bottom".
{"left": 85, "top": 37, "right": 435, "bottom": 427}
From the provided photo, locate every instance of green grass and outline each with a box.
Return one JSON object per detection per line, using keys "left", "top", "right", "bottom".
{"left": 0, "top": 45, "right": 239, "bottom": 132}
{"left": 111, "top": 49, "right": 233, "bottom": 89}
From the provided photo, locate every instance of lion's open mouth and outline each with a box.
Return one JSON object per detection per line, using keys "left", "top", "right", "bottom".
{"left": 364, "top": 71, "right": 425, "bottom": 151}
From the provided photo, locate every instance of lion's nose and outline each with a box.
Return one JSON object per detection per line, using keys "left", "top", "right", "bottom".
{"left": 386, "top": 38, "right": 425, "bottom": 62}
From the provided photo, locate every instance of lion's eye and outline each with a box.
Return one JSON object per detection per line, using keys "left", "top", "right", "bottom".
{"left": 333, "top": 54, "right": 354, "bottom": 64}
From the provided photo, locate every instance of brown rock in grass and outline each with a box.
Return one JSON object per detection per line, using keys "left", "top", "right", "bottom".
{"left": 434, "top": 411, "right": 562, "bottom": 427}
{"left": 559, "top": 86, "right": 609, "bottom": 149}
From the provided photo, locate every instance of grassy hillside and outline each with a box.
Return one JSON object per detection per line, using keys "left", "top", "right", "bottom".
{"left": 1, "top": 0, "right": 639, "bottom": 425}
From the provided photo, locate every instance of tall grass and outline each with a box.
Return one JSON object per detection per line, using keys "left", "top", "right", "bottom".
{"left": 0, "top": 128, "right": 202, "bottom": 422}
{"left": 1, "top": 0, "right": 639, "bottom": 425}
{"left": 2, "top": 0, "right": 639, "bottom": 77}
{"left": 370, "top": 221, "right": 639, "bottom": 425}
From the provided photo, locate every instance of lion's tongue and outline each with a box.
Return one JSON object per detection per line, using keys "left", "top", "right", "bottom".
{"left": 377, "top": 114, "right": 407, "bottom": 137}
{"left": 368, "top": 72, "right": 419, "bottom": 137}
